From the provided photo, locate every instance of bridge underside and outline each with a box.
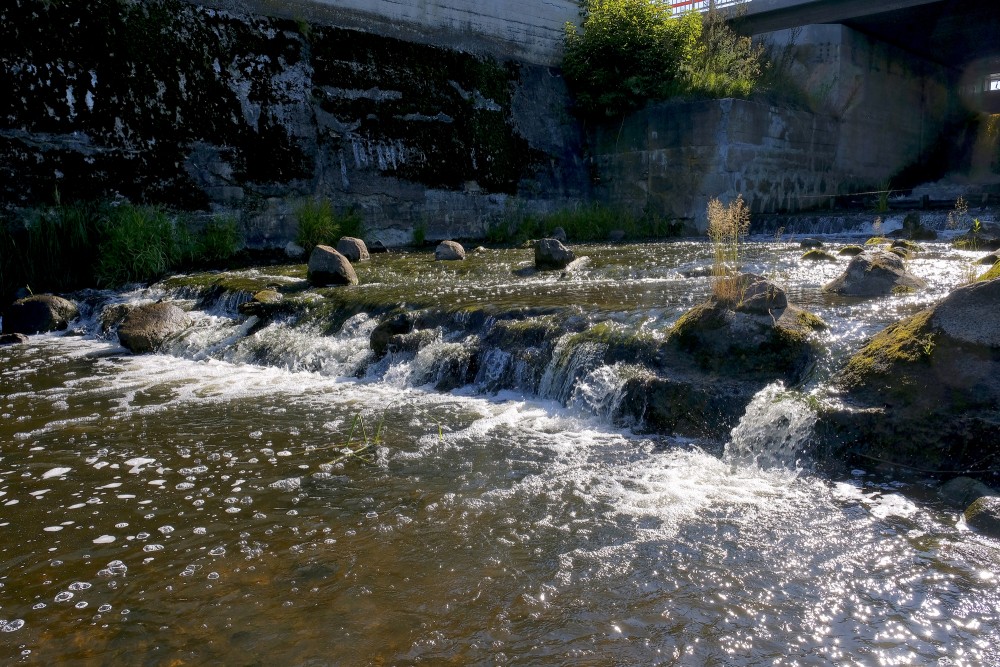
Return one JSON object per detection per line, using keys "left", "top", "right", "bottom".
{"left": 741, "top": 0, "right": 1000, "bottom": 71}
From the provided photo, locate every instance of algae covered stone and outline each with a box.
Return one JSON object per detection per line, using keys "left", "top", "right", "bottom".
{"left": 832, "top": 279, "right": 1000, "bottom": 473}
{"left": 964, "top": 497, "right": 1000, "bottom": 538}
{"left": 308, "top": 245, "right": 359, "bottom": 286}
{"left": 801, "top": 249, "right": 836, "bottom": 261}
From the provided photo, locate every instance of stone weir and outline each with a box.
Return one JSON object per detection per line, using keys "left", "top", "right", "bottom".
{"left": 0, "top": 0, "right": 588, "bottom": 246}
{"left": 82, "top": 255, "right": 827, "bottom": 446}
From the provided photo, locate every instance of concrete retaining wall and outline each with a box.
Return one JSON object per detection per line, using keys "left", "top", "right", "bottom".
{"left": 197, "top": 0, "right": 582, "bottom": 66}
{"left": 592, "top": 24, "right": 958, "bottom": 232}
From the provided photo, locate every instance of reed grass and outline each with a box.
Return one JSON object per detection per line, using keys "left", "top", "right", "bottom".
{"left": 707, "top": 195, "right": 750, "bottom": 303}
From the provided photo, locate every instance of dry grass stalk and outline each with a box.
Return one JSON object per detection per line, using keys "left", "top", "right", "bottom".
{"left": 707, "top": 195, "right": 751, "bottom": 303}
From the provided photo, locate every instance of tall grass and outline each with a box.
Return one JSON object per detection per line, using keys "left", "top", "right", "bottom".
{"left": 295, "top": 199, "right": 364, "bottom": 253}
{"left": 707, "top": 195, "right": 750, "bottom": 303}
{"left": 1, "top": 198, "right": 245, "bottom": 299}
{"left": 486, "top": 204, "right": 680, "bottom": 245}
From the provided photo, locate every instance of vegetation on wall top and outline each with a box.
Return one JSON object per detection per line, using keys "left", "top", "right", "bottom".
{"left": 562, "top": 0, "right": 764, "bottom": 119}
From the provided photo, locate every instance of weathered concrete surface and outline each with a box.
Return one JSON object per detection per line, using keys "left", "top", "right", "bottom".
{"left": 196, "top": 0, "right": 579, "bottom": 67}
{"left": 592, "top": 24, "right": 956, "bottom": 232}
{"left": 0, "top": 0, "right": 588, "bottom": 248}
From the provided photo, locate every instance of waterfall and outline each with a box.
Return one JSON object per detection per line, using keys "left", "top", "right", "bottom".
{"left": 724, "top": 382, "right": 818, "bottom": 470}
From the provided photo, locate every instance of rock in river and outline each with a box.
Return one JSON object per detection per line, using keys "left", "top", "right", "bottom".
{"left": 308, "top": 245, "right": 359, "bottom": 286}
{"left": 435, "top": 240, "right": 466, "bottom": 261}
{"left": 2, "top": 295, "right": 79, "bottom": 335}
{"left": 117, "top": 302, "right": 191, "bottom": 354}
{"left": 337, "top": 236, "right": 369, "bottom": 263}
{"left": 823, "top": 249, "right": 926, "bottom": 296}
{"left": 534, "top": 238, "right": 575, "bottom": 271}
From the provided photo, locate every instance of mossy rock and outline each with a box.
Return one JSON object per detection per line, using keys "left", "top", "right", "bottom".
{"left": 668, "top": 275, "right": 824, "bottom": 382}
{"left": 891, "top": 239, "right": 922, "bottom": 252}
{"left": 838, "top": 245, "right": 864, "bottom": 256}
{"left": 964, "top": 497, "right": 1000, "bottom": 538}
{"left": 2, "top": 295, "right": 79, "bottom": 335}
{"left": 888, "top": 247, "right": 910, "bottom": 259}
{"left": 833, "top": 280, "right": 1000, "bottom": 474}
{"left": 975, "top": 253, "right": 999, "bottom": 266}
{"left": 980, "top": 261, "right": 1000, "bottom": 282}
{"left": 802, "top": 249, "right": 836, "bottom": 261}
{"left": 865, "top": 237, "right": 891, "bottom": 246}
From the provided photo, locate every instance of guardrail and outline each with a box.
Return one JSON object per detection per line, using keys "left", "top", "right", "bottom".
{"left": 668, "top": 0, "right": 747, "bottom": 13}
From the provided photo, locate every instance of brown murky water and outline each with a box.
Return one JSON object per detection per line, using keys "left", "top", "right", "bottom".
{"left": 1, "top": 239, "right": 998, "bottom": 665}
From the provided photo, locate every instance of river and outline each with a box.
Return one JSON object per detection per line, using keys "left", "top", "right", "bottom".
{"left": 1, "top": 236, "right": 997, "bottom": 665}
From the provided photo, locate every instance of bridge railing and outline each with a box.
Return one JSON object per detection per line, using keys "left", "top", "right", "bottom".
{"left": 668, "top": 0, "right": 747, "bottom": 14}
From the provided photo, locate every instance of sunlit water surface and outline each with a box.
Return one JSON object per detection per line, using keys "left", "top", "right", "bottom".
{"left": 1, "top": 239, "right": 998, "bottom": 665}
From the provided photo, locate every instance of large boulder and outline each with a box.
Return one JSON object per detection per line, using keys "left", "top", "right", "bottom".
{"left": 823, "top": 249, "right": 927, "bottom": 296}
{"left": 435, "top": 240, "right": 466, "bottom": 261}
{"left": 2, "top": 295, "right": 78, "bottom": 335}
{"left": 619, "top": 275, "right": 826, "bottom": 438}
{"left": 307, "top": 245, "right": 359, "bottom": 286}
{"left": 117, "top": 302, "right": 190, "bottom": 353}
{"left": 668, "top": 274, "right": 824, "bottom": 380}
{"left": 336, "top": 237, "right": 369, "bottom": 263}
{"left": 534, "top": 238, "right": 576, "bottom": 271}
{"left": 828, "top": 278, "right": 1000, "bottom": 474}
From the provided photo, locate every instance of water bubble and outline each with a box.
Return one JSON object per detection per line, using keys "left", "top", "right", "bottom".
{"left": 136, "top": 532, "right": 150, "bottom": 540}
{"left": 2, "top": 619, "right": 24, "bottom": 632}
{"left": 209, "top": 547, "right": 225, "bottom": 556}
{"left": 250, "top": 431, "right": 263, "bottom": 440}
{"left": 143, "top": 544, "right": 164, "bottom": 552}
{"left": 158, "top": 526, "right": 174, "bottom": 535}
{"left": 176, "top": 483, "right": 194, "bottom": 490}
{"left": 207, "top": 572, "right": 220, "bottom": 580}
{"left": 194, "top": 527, "right": 207, "bottom": 535}
{"left": 54, "top": 592, "right": 74, "bottom": 603}
{"left": 106, "top": 560, "right": 127, "bottom": 575}
{"left": 74, "top": 601, "right": 88, "bottom": 609}
{"left": 225, "top": 507, "right": 241, "bottom": 514}
{"left": 92, "top": 535, "right": 115, "bottom": 544}
{"left": 32, "top": 603, "right": 46, "bottom": 610}
{"left": 68, "top": 582, "right": 92, "bottom": 591}
{"left": 98, "top": 604, "right": 112, "bottom": 613}
{"left": 114, "top": 522, "right": 128, "bottom": 529}
{"left": 365, "top": 511, "right": 378, "bottom": 519}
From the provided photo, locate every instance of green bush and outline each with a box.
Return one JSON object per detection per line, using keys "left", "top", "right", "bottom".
{"left": 562, "top": 2, "right": 764, "bottom": 119}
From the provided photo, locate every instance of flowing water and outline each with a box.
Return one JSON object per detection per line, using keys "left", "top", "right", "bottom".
{"left": 1, "top": 236, "right": 998, "bottom": 665}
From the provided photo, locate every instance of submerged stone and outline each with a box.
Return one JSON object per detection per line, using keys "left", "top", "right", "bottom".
{"left": 0, "top": 333, "right": 29, "bottom": 345}
{"left": 307, "top": 245, "right": 359, "bottom": 286}
{"left": 838, "top": 245, "right": 864, "bottom": 256}
{"left": 801, "top": 249, "right": 836, "bottom": 261}
{"left": 117, "top": 302, "right": 191, "bottom": 354}
{"left": 2, "top": 295, "right": 79, "bottom": 335}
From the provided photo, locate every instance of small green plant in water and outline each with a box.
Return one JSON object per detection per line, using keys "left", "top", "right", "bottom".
{"left": 707, "top": 195, "right": 751, "bottom": 303}
{"left": 874, "top": 180, "right": 891, "bottom": 213}
{"left": 412, "top": 223, "right": 427, "bottom": 247}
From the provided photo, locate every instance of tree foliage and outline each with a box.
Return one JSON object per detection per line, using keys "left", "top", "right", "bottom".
{"left": 563, "top": 1, "right": 764, "bottom": 118}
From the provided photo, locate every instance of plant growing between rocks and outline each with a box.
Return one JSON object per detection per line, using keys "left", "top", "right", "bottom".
{"left": 707, "top": 195, "right": 750, "bottom": 303}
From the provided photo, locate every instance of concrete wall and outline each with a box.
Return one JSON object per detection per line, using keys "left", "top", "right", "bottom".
{"left": 592, "top": 24, "right": 958, "bottom": 231}
{"left": 197, "top": 0, "right": 582, "bottom": 66}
